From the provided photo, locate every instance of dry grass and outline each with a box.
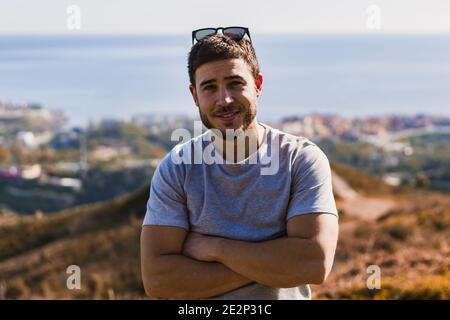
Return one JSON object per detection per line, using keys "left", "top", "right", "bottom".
{"left": 315, "top": 177, "right": 449, "bottom": 300}
{"left": 330, "top": 275, "right": 450, "bottom": 300}
{"left": 0, "top": 164, "right": 449, "bottom": 300}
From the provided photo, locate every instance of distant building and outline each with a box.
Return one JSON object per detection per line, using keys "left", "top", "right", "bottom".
{"left": 0, "top": 166, "right": 20, "bottom": 180}
{"left": 20, "top": 164, "right": 42, "bottom": 180}
{"left": 38, "top": 174, "right": 82, "bottom": 191}
{"left": 124, "top": 158, "right": 161, "bottom": 169}
{"left": 91, "top": 145, "right": 131, "bottom": 162}
{"left": 0, "top": 101, "right": 67, "bottom": 134}
{"left": 382, "top": 175, "right": 402, "bottom": 186}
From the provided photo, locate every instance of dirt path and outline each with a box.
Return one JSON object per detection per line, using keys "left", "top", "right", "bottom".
{"left": 332, "top": 172, "right": 398, "bottom": 221}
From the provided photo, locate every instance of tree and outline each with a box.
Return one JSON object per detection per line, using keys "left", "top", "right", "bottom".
{"left": 0, "top": 145, "right": 12, "bottom": 164}
{"left": 10, "top": 142, "right": 27, "bottom": 165}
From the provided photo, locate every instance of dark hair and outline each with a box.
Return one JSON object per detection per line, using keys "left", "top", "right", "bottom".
{"left": 187, "top": 34, "right": 260, "bottom": 87}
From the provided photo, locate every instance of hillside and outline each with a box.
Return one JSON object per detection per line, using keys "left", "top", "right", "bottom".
{"left": 0, "top": 187, "right": 148, "bottom": 299}
{"left": 316, "top": 163, "right": 450, "bottom": 299}
{"left": 0, "top": 163, "right": 449, "bottom": 299}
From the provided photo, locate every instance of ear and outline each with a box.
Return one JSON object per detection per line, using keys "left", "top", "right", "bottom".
{"left": 189, "top": 84, "right": 199, "bottom": 107}
{"left": 255, "top": 73, "right": 263, "bottom": 97}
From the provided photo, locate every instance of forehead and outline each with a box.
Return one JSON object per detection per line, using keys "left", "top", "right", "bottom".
{"left": 195, "top": 58, "right": 253, "bottom": 85}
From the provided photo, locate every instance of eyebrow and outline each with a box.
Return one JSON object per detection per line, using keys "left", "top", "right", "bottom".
{"left": 199, "top": 75, "right": 246, "bottom": 88}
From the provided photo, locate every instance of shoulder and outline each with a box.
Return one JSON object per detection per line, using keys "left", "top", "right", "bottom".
{"left": 264, "top": 125, "right": 331, "bottom": 176}
{"left": 157, "top": 130, "right": 212, "bottom": 175}
{"left": 265, "top": 124, "right": 327, "bottom": 163}
{"left": 169, "top": 130, "right": 209, "bottom": 160}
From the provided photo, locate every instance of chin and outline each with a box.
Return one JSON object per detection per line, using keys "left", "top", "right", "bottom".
{"left": 215, "top": 120, "right": 243, "bottom": 133}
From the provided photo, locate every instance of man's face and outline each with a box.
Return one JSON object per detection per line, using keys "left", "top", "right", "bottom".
{"left": 189, "top": 58, "right": 263, "bottom": 135}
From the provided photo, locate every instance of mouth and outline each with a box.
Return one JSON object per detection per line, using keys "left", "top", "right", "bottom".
{"left": 215, "top": 110, "right": 240, "bottom": 122}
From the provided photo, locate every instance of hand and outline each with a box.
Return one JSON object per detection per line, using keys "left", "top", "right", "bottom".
{"left": 182, "top": 232, "right": 222, "bottom": 262}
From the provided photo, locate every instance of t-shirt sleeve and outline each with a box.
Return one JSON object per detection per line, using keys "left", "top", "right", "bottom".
{"left": 286, "top": 144, "right": 338, "bottom": 220}
{"left": 142, "top": 154, "right": 190, "bottom": 230}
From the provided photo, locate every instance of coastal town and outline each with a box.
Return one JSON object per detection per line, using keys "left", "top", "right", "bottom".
{"left": 0, "top": 101, "right": 449, "bottom": 214}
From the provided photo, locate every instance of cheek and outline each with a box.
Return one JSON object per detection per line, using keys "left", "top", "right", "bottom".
{"left": 198, "top": 94, "right": 215, "bottom": 107}
{"left": 241, "top": 87, "right": 257, "bottom": 100}
{"left": 240, "top": 91, "right": 258, "bottom": 108}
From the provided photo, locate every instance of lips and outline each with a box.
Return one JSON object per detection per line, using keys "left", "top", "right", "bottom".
{"left": 215, "top": 111, "right": 240, "bottom": 121}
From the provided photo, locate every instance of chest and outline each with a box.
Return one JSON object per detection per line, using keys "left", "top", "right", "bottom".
{"left": 184, "top": 164, "right": 292, "bottom": 241}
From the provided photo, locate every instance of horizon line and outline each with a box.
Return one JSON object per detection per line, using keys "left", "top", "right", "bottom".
{"left": 1, "top": 31, "right": 450, "bottom": 37}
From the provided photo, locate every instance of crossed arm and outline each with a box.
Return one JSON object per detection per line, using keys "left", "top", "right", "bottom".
{"left": 140, "top": 213, "right": 338, "bottom": 299}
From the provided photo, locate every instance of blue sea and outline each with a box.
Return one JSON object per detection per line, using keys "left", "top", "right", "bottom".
{"left": 0, "top": 34, "right": 449, "bottom": 126}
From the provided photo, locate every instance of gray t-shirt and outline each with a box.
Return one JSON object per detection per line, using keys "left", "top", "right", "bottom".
{"left": 143, "top": 123, "right": 338, "bottom": 300}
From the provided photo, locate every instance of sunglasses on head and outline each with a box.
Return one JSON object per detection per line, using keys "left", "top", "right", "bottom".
{"left": 192, "top": 26, "right": 251, "bottom": 45}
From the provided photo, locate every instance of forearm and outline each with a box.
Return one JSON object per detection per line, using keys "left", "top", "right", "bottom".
{"left": 213, "top": 237, "right": 326, "bottom": 288}
{"left": 142, "top": 254, "right": 253, "bottom": 299}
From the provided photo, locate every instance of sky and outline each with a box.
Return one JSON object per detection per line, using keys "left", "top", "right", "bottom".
{"left": 1, "top": 0, "right": 450, "bottom": 35}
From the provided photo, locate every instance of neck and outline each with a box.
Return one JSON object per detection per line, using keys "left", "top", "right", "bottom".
{"left": 212, "top": 120, "right": 265, "bottom": 163}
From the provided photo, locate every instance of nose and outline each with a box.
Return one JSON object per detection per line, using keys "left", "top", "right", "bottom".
{"left": 216, "top": 86, "right": 234, "bottom": 107}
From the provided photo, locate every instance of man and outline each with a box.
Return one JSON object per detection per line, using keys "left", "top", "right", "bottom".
{"left": 140, "top": 27, "right": 339, "bottom": 300}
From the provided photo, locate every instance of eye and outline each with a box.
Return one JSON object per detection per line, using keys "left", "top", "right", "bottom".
{"left": 230, "top": 81, "right": 244, "bottom": 87}
{"left": 203, "top": 85, "right": 216, "bottom": 91}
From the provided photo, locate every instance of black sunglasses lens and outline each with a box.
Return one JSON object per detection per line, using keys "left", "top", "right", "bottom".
{"left": 223, "top": 28, "right": 246, "bottom": 40}
{"left": 195, "top": 29, "right": 217, "bottom": 41}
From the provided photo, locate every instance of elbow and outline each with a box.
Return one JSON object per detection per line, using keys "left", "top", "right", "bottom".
{"left": 269, "top": 262, "right": 330, "bottom": 288}
{"left": 285, "top": 258, "right": 332, "bottom": 286}
{"left": 141, "top": 263, "right": 172, "bottom": 299}
{"left": 142, "top": 275, "right": 165, "bottom": 299}
{"left": 307, "top": 243, "right": 335, "bottom": 285}
{"left": 308, "top": 259, "right": 333, "bottom": 285}
{"left": 142, "top": 273, "right": 198, "bottom": 300}
{"left": 141, "top": 257, "right": 179, "bottom": 299}
{"left": 308, "top": 268, "right": 327, "bottom": 285}
{"left": 143, "top": 285, "right": 158, "bottom": 298}
{"left": 142, "top": 277, "right": 180, "bottom": 299}
{"left": 144, "top": 285, "right": 198, "bottom": 300}
{"left": 268, "top": 253, "right": 335, "bottom": 287}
